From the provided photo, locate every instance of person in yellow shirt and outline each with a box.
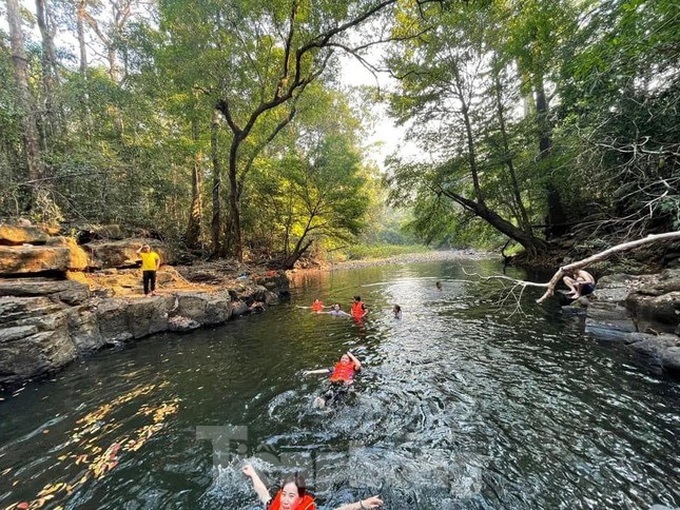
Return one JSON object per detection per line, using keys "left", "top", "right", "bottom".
{"left": 136, "top": 244, "right": 160, "bottom": 296}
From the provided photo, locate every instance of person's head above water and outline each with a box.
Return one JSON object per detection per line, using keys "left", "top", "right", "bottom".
{"left": 339, "top": 353, "right": 351, "bottom": 364}
{"left": 435, "top": 281, "right": 442, "bottom": 290}
{"left": 278, "top": 472, "right": 307, "bottom": 509}
{"left": 353, "top": 295, "right": 361, "bottom": 302}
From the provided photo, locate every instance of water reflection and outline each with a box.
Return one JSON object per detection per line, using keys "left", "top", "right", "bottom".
{"left": 1, "top": 258, "right": 679, "bottom": 509}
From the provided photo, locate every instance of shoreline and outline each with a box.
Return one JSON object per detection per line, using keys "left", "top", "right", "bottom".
{"left": 296, "top": 249, "right": 494, "bottom": 272}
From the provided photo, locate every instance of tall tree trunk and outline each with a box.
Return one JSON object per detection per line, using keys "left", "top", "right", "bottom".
{"left": 35, "top": 0, "right": 59, "bottom": 145}
{"left": 210, "top": 109, "right": 222, "bottom": 255}
{"left": 452, "top": 64, "right": 484, "bottom": 205}
{"left": 493, "top": 68, "right": 531, "bottom": 233}
{"left": 441, "top": 189, "right": 546, "bottom": 256}
{"left": 185, "top": 119, "right": 203, "bottom": 249}
{"left": 75, "top": 0, "right": 93, "bottom": 135}
{"left": 7, "top": 0, "right": 44, "bottom": 190}
{"left": 534, "top": 75, "right": 567, "bottom": 239}
{"left": 76, "top": 0, "right": 88, "bottom": 76}
{"left": 227, "top": 135, "right": 243, "bottom": 261}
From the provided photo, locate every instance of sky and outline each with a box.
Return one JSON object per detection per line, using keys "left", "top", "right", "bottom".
{"left": 339, "top": 53, "right": 421, "bottom": 173}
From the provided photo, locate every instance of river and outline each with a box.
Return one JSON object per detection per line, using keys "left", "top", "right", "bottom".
{"left": 1, "top": 257, "right": 678, "bottom": 509}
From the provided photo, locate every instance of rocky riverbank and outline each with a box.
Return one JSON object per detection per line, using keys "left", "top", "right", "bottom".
{"left": 565, "top": 270, "right": 680, "bottom": 375}
{"left": 0, "top": 223, "right": 289, "bottom": 389}
{"left": 2, "top": 221, "right": 679, "bottom": 388}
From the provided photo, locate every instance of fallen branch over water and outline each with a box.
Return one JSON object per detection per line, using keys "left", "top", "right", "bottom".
{"left": 465, "top": 232, "right": 680, "bottom": 305}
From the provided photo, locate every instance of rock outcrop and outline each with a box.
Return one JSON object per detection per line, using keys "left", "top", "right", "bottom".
{"left": 576, "top": 270, "right": 680, "bottom": 375}
{"left": 0, "top": 223, "right": 288, "bottom": 388}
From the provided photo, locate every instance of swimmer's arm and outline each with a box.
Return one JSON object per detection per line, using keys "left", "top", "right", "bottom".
{"left": 347, "top": 352, "right": 361, "bottom": 370}
{"left": 242, "top": 464, "right": 271, "bottom": 505}
{"left": 333, "top": 496, "right": 383, "bottom": 510}
{"left": 304, "top": 368, "right": 331, "bottom": 376}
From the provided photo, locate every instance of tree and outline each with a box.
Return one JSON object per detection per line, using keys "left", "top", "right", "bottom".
{"left": 554, "top": 0, "right": 680, "bottom": 240}
{"left": 158, "top": 0, "right": 404, "bottom": 261}
{"left": 6, "top": 0, "right": 44, "bottom": 199}
{"left": 386, "top": 1, "right": 548, "bottom": 255}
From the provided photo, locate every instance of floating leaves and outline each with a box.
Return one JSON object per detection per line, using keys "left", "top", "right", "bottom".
{"left": 3, "top": 384, "right": 180, "bottom": 510}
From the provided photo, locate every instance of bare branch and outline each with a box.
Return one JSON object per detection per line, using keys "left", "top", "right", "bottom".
{"left": 536, "top": 231, "right": 680, "bottom": 303}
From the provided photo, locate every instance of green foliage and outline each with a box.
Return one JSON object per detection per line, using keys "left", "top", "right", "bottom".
{"left": 342, "top": 243, "right": 430, "bottom": 261}
{"left": 2, "top": 0, "right": 678, "bottom": 262}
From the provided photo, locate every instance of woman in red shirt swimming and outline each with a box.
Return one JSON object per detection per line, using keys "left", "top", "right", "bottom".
{"left": 242, "top": 464, "right": 382, "bottom": 510}
{"left": 304, "top": 352, "right": 362, "bottom": 408}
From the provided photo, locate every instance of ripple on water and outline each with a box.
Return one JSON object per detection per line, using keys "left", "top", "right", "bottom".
{"left": 1, "top": 261, "right": 680, "bottom": 509}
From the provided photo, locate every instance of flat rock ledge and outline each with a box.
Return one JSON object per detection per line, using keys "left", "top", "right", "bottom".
{"left": 0, "top": 222, "right": 291, "bottom": 389}
{"left": 564, "top": 269, "right": 680, "bottom": 375}
{"left": 0, "top": 274, "right": 288, "bottom": 389}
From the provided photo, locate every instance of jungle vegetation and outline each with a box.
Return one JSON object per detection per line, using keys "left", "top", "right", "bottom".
{"left": 1, "top": 0, "right": 678, "bottom": 267}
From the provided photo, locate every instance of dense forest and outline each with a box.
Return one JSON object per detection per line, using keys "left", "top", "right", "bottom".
{"left": 1, "top": 0, "right": 678, "bottom": 267}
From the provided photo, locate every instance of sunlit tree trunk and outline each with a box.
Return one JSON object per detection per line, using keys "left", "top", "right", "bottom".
{"left": 185, "top": 118, "right": 203, "bottom": 249}
{"left": 210, "top": 109, "right": 222, "bottom": 256}
{"left": 76, "top": 0, "right": 88, "bottom": 75}
{"left": 7, "top": 0, "right": 44, "bottom": 190}
{"left": 35, "top": 0, "right": 59, "bottom": 144}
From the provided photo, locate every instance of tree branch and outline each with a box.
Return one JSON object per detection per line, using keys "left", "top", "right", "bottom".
{"left": 536, "top": 231, "right": 680, "bottom": 303}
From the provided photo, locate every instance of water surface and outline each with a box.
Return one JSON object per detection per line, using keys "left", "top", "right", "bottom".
{"left": 1, "top": 257, "right": 678, "bottom": 509}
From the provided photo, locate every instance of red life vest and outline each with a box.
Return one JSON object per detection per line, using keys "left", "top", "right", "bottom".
{"left": 329, "top": 362, "right": 355, "bottom": 383}
{"left": 311, "top": 301, "right": 324, "bottom": 312}
{"left": 269, "top": 490, "right": 316, "bottom": 510}
{"left": 351, "top": 301, "right": 364, "bottom": 317}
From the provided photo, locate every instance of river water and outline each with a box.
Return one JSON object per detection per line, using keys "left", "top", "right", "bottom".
{"left": 1, "top": 257, "right": 679, "bottom": 510}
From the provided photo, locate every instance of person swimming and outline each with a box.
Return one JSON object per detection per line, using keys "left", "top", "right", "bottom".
{"left": 319, "top": 303, "right": 351, "bottom": 317}
{"left": 242, "top": 464, "right": 383, "bottom": 510}
{"left": 393, "top": 304, "right": 402, "bottom": 319}
{"left": 304, "top": 352, "right": 362, "bottom": 408}
{"left": 351, "top": 296, "right": 368, "bottom": 319}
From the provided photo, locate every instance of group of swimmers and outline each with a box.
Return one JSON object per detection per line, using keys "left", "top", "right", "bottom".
{"left": 242, "top": 345, "right": 380, "bottom": 508}
{"left": 306, "top": 295, "right": 370, "bottom": 319}
{"left": 241, "top": 296, "right": 391, "bottom": 508}
{"left": 306, "top": 295, "right": 405, "bottom": 320}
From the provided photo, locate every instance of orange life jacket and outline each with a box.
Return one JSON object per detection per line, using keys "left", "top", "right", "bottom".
{"left": 269, "top": 490, "right": 316, "bottom": 510}
{"left": 329, "top": 362, "right": 355, "bottom": 383}
{"left": 311, "top": 301, "right": 324, "bottom": 312}
{"left": 351, "top": 301, "right": 364, "bottom": 317}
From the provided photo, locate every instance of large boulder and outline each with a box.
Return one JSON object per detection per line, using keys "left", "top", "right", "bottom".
{"left": 95, "top": 298, "right": 135, "bottom": 344}
{"left": 0, "top": 296, "right": 77, "bottom": 385}
{"left": 0, "top": 277, "right": 90, "bottom": 305}
{"left": 45, "top": 236, "right": 89, "bottom": 270}
{"left": 83, "top": 240, "right": 165, "bottom": 270}
{"left": 0, "top": 224, "right": 49, "bottom": 245}
{"left": 95, "top": 295, "right": 174, "bottom": 344}
{"left": 583, "top": 272, "right": 680, "bottom": 375}
{"left": 83, "top": 240, "right": 143, "bottom": 270}
{"left": 0, "top": 246, "right": 70, "bottom": 275}
{"left": 66, "top": 306, "right": 104, "bottom": 352}
{"left": 172, "top": 292, "right": 233, "bottom": 324}
{"left": 126, "top": 296, "right": 174, "bottom": 338}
